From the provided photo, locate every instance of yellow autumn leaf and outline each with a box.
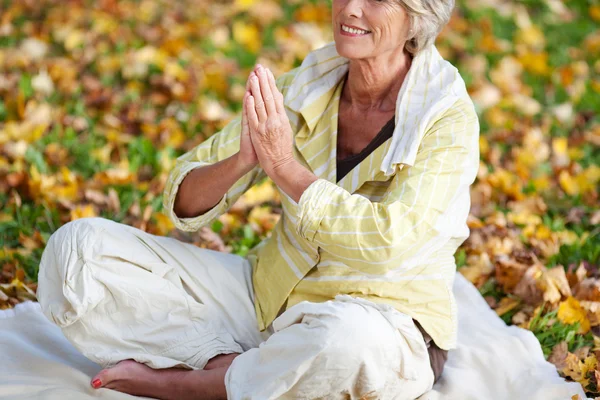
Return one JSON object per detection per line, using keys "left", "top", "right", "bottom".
{"left": 534, "top": 225, "right": 552, "bottom": 240}
{"left": 539, "top": 266, "right": 572, "bottom": 304}
{"left": 507, "top": 210, "right": 542, "bottom": 226}
{"left": 568, "top": 147, "right": 585, "bottom": 161}
{"left": 552, "top": 137, "right": 570, "bottom": 168}
{"left": 248, "top": 206, "right": 280, "bottom": 233}
{"left": 152, "top": 212, "right": 175, "bottom": 236}
{"left": 559, "top": 170, "right": 579, "bottom": 196}
{"left": 70, "top": 204, "right": 97, "bottom": 221}
{"left": 91, "top": 144, "right": 114, "bottom": 164}
{"left": 582, "top": 354, "right": 597, "bottom": 374}
{"left": 515, "top": 151, "right": 536, "bottom": 178}
{"left": 558, "top": 296, "right": 591, "bottom": 334}
{"left": 515, "top": 25, "right": 545, "bottom": 49}
{"left": 532, "top": 176, "right": 551, "bottom": 191}
{"left": 294, "top": 3, "right": 331, "bottom": 23}
{"left": 239, "top": 180, "right": 279, "bottom": 208}
{"left": 495, "top": 296, "right": 520, "bottom": 317}
{"left": 459, "top": 252, "right": 494, "bottom": 287}
{"left": 92, "top": 15, "right": 119, "bottom": 35}
{"left": 562, "top": 353, "right": 589, "bottom": 387}
{"left": 64, "top": 29, "right": 85, "bottom": 51}
{"left": 518, "top": 52, "right": 550, "bottom": 76}
{"left": 583, "top": 165, "right": 600, "bottom": 184}
{"left": 590, "top": 5, "right": 600, "bottom": 22}
{"left": 203, "top": 66, "right": 230, "bottom": 97}
{"left": 479, "top": 136, "right": 489, "bottom": 156}
{"left": 164, "top": 61, "right": 188, "bottom": 81}
{"left": 232, "top": 21, "right": 261, "bottom": 53}
{"left": 235, "top": 0, "right": 256, "bottom": 11}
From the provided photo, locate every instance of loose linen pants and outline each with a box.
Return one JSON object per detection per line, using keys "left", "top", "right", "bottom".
{"left": 37, "top": 218, "right": 434, "bottom": 399}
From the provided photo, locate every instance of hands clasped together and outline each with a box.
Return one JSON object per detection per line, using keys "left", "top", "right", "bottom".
{"left": 238, "top": 64, "right": 295, "bottom": 177}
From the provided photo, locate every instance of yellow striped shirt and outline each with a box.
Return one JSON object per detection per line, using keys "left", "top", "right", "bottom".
{"left": 163, "top": 42, "right": 480, "bottom": 350}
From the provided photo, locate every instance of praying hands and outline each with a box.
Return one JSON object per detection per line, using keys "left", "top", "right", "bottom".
{"left": 241, "top": 64, "right": 317, "bottom": 203}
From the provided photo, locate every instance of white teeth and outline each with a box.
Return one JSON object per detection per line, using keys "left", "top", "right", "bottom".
{"left": 341, "top": 24, "right": 369, "bottom": 35}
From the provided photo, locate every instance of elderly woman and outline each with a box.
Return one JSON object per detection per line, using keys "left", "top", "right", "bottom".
{"left": 37, "top": 0, "right": 479, "bottom": 398}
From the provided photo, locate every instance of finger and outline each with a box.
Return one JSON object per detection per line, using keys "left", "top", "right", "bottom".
{"left": 241, "top": 92, "right": 249, "bottom": 134}
{"left": 246, "top": 71, "right": 253, "bottom": 91}
{"left": 267, "top": 68, "right": 285, "bottom": 115}
{"left": 246, "top": 94, "right": 260, "bottom": 131}
{"left": 257, "top": 65, "right": 277, "bottom": 117}
{"left": 249, "top": 72, "right": 267, "bottom": 122}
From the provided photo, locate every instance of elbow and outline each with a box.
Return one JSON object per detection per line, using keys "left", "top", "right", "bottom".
{"left": 173, "top": 192, "right": 192, "bottom": 219}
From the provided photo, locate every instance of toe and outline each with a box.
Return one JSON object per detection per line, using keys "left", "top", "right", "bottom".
{"left": 91, "top": 377, "right": 102, "bottom": 389}
{"left": 91, "top": 363, "right": 122, "bottom": 388}
{"left": 91, "top": 369, "right": 113, "bottom": 389}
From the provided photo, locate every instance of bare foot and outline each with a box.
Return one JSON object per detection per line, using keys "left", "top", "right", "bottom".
{"left": 91, "top": 357, "right": 238, "bottom": 400}
{"left": 91, "top": 360, "right": 175, "bottom": 399}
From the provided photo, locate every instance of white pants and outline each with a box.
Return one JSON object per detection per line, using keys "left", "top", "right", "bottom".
{"left": 37, "top": 218, "right": 434, "bottom": 399}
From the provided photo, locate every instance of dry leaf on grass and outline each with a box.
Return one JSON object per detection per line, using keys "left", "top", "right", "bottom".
{"left": 548, "top": 341, "right": 568, "bottom": 369}
{"left": 558, "top": 296, "right": 591, "bottom": 334}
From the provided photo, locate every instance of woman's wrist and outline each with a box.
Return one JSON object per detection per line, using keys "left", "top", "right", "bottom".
{"left": 269, "top": 159, "right": 318, "bottom": 203}
{"left": 233, "top": 151, "right": 258, "bottom": 175}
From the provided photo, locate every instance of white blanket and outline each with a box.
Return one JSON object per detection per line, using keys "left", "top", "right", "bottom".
{"left": 0, "top": 273, "right": 588, "bottom": 400}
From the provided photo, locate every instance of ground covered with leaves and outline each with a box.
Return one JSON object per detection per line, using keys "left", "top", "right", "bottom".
{"left": 0, "top": 0, "right": 599, "bottom": 395}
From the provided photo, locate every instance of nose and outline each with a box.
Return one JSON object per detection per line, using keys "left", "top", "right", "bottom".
{"left": 341, "top": 0, "right": 364, "bottom": 19}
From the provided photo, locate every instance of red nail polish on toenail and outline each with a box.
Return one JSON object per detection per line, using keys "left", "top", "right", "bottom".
{"left": 92, "top": 379, "right": 101, "bottom": 389}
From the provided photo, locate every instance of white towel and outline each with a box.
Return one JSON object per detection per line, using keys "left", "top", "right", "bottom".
{"left": 0, "top": 273, "right": 588, "bottom": 400}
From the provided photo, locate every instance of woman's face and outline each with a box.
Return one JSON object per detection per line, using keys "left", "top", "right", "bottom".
{"left": 332, "top": 0, "right": 411, "bottom": 60}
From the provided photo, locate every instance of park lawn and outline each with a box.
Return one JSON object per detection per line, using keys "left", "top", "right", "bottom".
{"left": 0, "top": 0, "right": 598, "bottom": 395}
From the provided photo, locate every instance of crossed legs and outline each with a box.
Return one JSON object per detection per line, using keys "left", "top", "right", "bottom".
{"left": 37, "top": 218, "right": 434, "bottom": 399}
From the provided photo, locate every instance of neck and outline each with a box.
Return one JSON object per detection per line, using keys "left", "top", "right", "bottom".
{"left": 342, "top": 47, "right": 413, "bottom": 113}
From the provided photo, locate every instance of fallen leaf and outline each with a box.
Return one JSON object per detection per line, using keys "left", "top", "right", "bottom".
{"left": 70, "top": 204, "right": 97, "bottom": 221}
{"left": 495, "top": 296, "right": 521, "bottom": 316}
{"left": 558, "top": 297, "right": 591, "bottom": 334}
{"left": 495, "top": 256, "right": 529, "bottom": 292}
{"left": 548, "top": 341, "right": 568, "bottom": 369}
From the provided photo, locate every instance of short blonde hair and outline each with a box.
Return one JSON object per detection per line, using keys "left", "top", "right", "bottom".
{"left": 400, "top": 0, "right": 455, "bottom": 55}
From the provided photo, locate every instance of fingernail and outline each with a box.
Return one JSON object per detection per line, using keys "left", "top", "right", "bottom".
{"left": 92, "top": 379, "right": 102, "bottom": 389}
{"left": 256, "top": 64, "right": 262, "bottom": 70}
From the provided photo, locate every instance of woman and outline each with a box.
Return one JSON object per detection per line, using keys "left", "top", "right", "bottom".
{"left": 37, "top": 0, "right": 479, "bottom": 398}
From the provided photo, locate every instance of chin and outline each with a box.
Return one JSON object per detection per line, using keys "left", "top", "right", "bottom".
{"left": 334, "top": 40, "right": 370, "bottom": 60}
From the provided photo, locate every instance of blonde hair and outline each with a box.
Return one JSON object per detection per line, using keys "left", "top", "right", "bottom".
{"left": 400, "top": 0, "right": 455, "bottom": 55}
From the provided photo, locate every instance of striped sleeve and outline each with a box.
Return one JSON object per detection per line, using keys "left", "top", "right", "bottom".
{"left": 162, "top": 116, "right": 266, "bottom": 232}
{"left": 163, "top": 68, "right": 300, "bottom": 232}
{"left": 295, "top": 98, "right": 480, "bottom": 273}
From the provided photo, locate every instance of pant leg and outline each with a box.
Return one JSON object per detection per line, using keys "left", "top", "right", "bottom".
{"left": 225, "top": 294, "right": 435, "bottom": 400}
{"left": 36, "top": 217, "right": 264, "bottom": 370}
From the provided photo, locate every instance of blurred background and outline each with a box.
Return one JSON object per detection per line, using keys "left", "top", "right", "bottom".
{"left": 0, "top": 0, "right": 598, "bottom": 394}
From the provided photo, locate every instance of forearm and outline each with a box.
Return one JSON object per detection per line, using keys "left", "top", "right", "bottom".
{"left": 174, "top": 152, "right": 254, "bottom": 218}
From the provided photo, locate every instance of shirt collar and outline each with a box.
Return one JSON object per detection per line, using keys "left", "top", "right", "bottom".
{"left": 284, "top": 42, "right": 470, "bottom": 176}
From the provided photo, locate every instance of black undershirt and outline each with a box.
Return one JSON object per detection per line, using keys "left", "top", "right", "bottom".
{"left": 336, "top": 117, "right": 395, "bottom": 183}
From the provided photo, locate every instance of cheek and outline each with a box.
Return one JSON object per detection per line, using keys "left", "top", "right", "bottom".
{"left": 376, "top": 8, "right": 407, "bottom": 43}
{"left": 331, "top": 0, "right": 344, "bottom": 19}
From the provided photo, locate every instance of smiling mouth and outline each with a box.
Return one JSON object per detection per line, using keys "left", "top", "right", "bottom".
{"left": 340, "top": 24, "right": 371, "bottom": 36}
